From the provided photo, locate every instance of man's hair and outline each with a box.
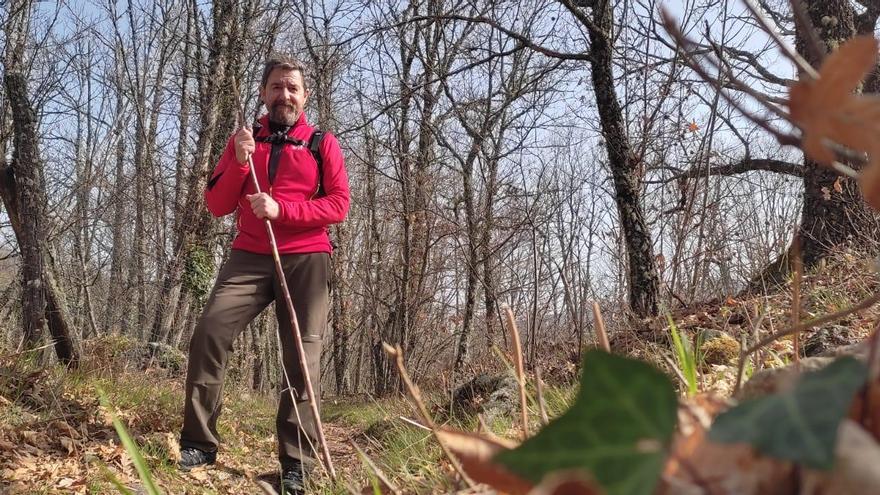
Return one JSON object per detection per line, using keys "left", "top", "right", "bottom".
{"left": 261, "top": 53, "right": 308, "bottom": 88}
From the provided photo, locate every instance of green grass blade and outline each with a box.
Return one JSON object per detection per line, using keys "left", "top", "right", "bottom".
{"left": 667, "top": 314, "right": 697, "bottom": 396}
{"left": 97, "top": 387, "right": 162, "bottom": 495}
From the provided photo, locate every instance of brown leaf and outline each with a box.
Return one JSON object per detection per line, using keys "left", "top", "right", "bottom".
{"left": 812, "top": 36, "right": 879, "bottom": 97}
{"left": 60, "top": 436, "right": 76, "bottom": 455}
{"left": 435, "top": 428, "right": 532, "bottom": 494}
{"left": 57, "top": 477, "right": 76, "bottom": 488}
{"left": 789, "top": 35, "right": 880, "bottom": 163}
{"left": 664, "top": 395, "right": 796, "bottom": 495}
{"left": 188, "top": 467, "right": 209, "bottom": 481}
{"left": 833, "top": 177, "right": 844, "bottom": 194}
{"left": 528, "top": 471, "right": 605, "bottom": 495}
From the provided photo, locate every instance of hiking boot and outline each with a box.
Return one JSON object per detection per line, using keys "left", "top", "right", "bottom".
{"left": 280, "top": 461, "right": 306, "bottom": 494}
{"left": 178, "top": 447, "right": 216, "bottom": 471}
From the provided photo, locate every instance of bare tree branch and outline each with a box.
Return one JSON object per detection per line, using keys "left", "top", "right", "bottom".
{"left": 667, "top": 158, "right": 804, "bottom": 182}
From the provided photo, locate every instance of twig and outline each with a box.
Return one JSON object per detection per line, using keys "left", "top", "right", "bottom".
{"left": 398, "top": 415, "right": 431, "bottom": 431}
{"left": 0, "top": 341, "right": 56, "bottom": 361}
{"left": 534, "top": 367, "right": 550, "bottom": 426}
{"left": 662, "top": 9, "right": 793, "bottom": 122}
{"left": 704, "top": 39, "right": 792, "bottom": 123}
{"left": 752, "top": 302, "right": 768, "bottom": 376}
{"left": 343, "top": 481, "right": 362, "bottom": 495}
{"left": 592, "top": 302, "right": 610, "bottom": 352}
{"left": 382, "top": 343, "right": 476, "bottom": 488}
{"left": 659, "top": 9, "right": 801, "bottom": 148}
{"left": 350, "top": 439, "right": 401, "bottom": 495}
{"left": 740, "top": 0, "right": 819, "bottom": 79}
{"left": 661, "top": 353, "right": 692, "bottom": 391}
{"left": 830, "top": 160, "right": 860, "bottom": 179}
{"left": 503, "top": 305, "right": 529, "bottom": 439}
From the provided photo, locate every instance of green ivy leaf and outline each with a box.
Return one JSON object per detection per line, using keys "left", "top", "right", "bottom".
{"left": 709, "top": 356, "right": 867, "bottom": 469}
{"left": 495, "top": 350, "right": 677, "bottom": 495}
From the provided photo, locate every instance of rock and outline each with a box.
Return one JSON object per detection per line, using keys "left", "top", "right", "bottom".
{"left": 737, "top": 342, "right": 868, "bottom": 401}
{"left": 818, "top": 342, "right": 869, "bottom": 359}
{"left": 451, "top": 372, "right": 519, "bottom": 422}
{"left": 803, "top": 325, "right": 852, "bottom": 357}
{"left": 143, "top": 342, "right": 187, "bottom": 376}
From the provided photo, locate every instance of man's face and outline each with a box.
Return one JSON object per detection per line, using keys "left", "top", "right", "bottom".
{"left": 260, "top": 68, "right": 309, "bottom": 126}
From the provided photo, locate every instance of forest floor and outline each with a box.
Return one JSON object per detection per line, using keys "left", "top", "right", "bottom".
{"left": 1, "top": 250, "right": 878, "bottom": 494}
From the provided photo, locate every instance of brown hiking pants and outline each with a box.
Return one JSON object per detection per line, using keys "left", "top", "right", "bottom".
{"left": 180, "top": 249, "right": 329, "bottom": 467}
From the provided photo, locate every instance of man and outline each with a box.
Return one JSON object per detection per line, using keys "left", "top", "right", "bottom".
{"left": 178, "top": 53, "right": 349, "bottom": 494}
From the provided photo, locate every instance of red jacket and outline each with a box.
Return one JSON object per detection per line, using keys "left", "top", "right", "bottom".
{"left": 205, "top": 113, "right": 350, "bottom": 254}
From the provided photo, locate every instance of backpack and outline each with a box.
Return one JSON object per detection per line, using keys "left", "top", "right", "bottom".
{"left": 252, "top": 122, "right": 326, "bottom": 199}
{"left": 207, "top": 125, "right": 327, "bottom": 199}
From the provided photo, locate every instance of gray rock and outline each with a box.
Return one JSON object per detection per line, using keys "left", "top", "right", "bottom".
{"left": 803, "top": 325, "right": 852, "bottom": 357}
{"left": 451, "top": 372, "right": 519, "bottom": 422}
{"left": 737, "top": 341, "right": 868, "bottom": 401}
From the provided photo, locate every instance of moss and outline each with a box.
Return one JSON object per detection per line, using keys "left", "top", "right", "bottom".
{"left": 700, "top": 334, "right": 739, "bottom": 366}
{"left": 182, "top": 244, "right": 215, "bottom": 305}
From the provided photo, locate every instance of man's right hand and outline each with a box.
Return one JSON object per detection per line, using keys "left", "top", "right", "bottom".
{"left": 234, "top": 127, "right": 255, "bottom": 164}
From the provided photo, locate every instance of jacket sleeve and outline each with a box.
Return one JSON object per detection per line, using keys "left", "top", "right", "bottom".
{"left": 275, "top": 133, "right": 351, "bottom": 227}
{"left": 204, "top": 135, "right": 250, "bottom": 217}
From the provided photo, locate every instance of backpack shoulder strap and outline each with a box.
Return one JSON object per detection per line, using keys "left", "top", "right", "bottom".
{"left": 309, "top": 130, "right": 326, "bottom": 198}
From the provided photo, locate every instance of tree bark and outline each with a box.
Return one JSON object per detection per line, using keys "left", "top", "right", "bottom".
{"left": 2, "top": 65, "right": 79, "bottom": 365}
{"left": 797, "top": 0, "right": 877, "bottom": 267}
{"left": 148, "top": 0, "right": 242, "bottom": 346}
{"left": 586, "top": 0, "right": 660, "bottom": 317}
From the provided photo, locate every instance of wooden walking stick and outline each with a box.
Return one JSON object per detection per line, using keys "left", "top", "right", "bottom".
{"left": 230, "top": 76, "right": 336, "bottom": 479}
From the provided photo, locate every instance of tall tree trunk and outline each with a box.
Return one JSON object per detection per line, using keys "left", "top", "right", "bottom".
{"left": 586, "top": 0, "right": 659, "bottom": 317}
{"left": 299, "top": 3, "right": 351, "bottom": 394}
{"left": 104, "top": 42, "right": 129, "bottom": 333}
{"left": 2, "top": 9, "right": 79, "bottom": 364}
{"left": 148, "top": 0, "right": 241, "bottom": 346}
{"left": 797, "top": 0, "right": 876, "bottom": 266}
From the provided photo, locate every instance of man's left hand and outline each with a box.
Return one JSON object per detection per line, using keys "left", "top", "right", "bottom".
{"left": 246, "top": 193, "right": 280, "bottom": 220}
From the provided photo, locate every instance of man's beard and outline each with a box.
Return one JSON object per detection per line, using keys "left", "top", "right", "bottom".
{"left": 269, "top": 103, "right": 298, "bottom": 126}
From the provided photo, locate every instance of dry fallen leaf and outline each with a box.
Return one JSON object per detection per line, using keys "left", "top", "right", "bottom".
{"left": 788, "top": 35, "right": 880, "bottom": 164}
{"left": 60, "top": 436, "right": 76, "bottom": 455}
{"left": 663, "top": 395, "right": 796, "bottom": 495}
{"left": 528, "top": 470, "right": 604, "bottom": 495}
{"left": 435, "top": 428, "right": 532, "bottom": 494}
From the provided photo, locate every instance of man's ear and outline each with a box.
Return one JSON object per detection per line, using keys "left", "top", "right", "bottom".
{"left": 303, "top": 89, "right": 310, "bottom": 106}
{"left": 258, "top": 85, "right": 266, "bottom": 106}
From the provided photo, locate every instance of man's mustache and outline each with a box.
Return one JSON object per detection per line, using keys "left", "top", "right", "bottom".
{"left": 272, "top": 102, "right": 295, "bottom": 111}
